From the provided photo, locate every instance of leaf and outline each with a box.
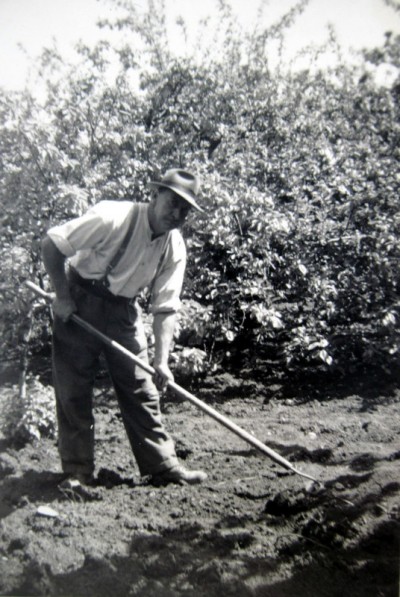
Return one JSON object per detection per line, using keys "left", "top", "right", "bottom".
{"left": 270, "top": 315, "right": 284, "bottom": 329}
{"left": 382, "top": 312, "right": 396, "bottom": 326}
{"left": 307, "top": 339, "right": 329, "bottom": 351}
{"left": 298, "top": 264, "right": 308, "bottom": 276}
{"left": 318, "top": 350, "right": 333, "bottom": 366}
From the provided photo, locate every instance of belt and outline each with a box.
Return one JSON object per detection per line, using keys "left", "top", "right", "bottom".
{"left": 69, "top": 268, "right": 136, "bottom": 306}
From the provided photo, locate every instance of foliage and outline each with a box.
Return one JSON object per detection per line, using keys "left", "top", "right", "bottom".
{"left": 183, "top": 61, "right": 400, "bottom": 374}
{"left": 0, "top": 0, "right": 399, "bottom": 389}
{"left": 2, "top": 377, "right": 57, "bottom": 445}
{"left": 170, "top": 347, "right": 211, "bottom": 380}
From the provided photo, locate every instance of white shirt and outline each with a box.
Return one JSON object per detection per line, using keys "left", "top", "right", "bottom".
{"left": 47, "top": 201, "right": 186, "bottom": 314}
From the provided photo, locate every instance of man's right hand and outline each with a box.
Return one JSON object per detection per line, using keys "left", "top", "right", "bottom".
{"left": 41, "top": 236, "right": 77, "bottom": 322}
{"left": 52, "top": 296, "right": 77, "bottom": 322}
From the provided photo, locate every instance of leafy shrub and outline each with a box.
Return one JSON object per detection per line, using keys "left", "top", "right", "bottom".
{"left": 170, "top": 347, "right": 210, "bottom": 380}
{"left": 174, "top": 299, "right": 215, "bottom": 347}
{"left": 0, "top": 0, "right": 399, "bottom": 389}
{"left": 2, "top": 377, "right": 57, "bottom": 445}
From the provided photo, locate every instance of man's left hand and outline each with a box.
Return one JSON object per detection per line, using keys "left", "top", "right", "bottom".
{"left": 152, "top": 362, "right": 174, "bottom": 391}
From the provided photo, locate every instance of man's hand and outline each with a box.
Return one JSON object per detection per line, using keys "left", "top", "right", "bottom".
{"left": 152, "top": 361, "right": 174, "bottom": 391}
{"left": 41, "top": 235, "right": 76, "bottom": 322}
{"left": 52, "top": 295, "right": 77, "bottom": 322}
{"left": 152, "top": 312, "right": 176, "bottom": 391}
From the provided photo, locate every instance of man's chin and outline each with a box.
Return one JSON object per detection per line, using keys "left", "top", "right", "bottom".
{"left": 166, "top": 222, "right": 180, "bottom": 231}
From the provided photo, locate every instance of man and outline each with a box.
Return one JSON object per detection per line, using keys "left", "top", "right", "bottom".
{"left": 41, "top": 168, "right": 207, "bottom": 488}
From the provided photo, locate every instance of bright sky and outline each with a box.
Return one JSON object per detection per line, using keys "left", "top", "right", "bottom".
{"left": 0, "top": 0, "right": 399, "bottom": 91}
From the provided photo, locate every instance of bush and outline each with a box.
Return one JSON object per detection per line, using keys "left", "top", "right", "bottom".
{"left": 0, "top": 0, "right": 399, "bottom": 387}
{"left": 2, "top": 377, "right": 57, "bottom": 445}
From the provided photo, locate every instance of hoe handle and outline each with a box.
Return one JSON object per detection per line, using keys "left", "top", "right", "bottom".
{"left": 26, "top": 280, "right": 318, "bottom": 483}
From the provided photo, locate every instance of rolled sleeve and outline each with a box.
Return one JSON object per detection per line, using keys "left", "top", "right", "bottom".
{"left": 46, "top": 201, "right": 125, "bottom": 257}
{"left": 151, "top": 231, "right": 186, "bottom": 314}
{"left": 46, "top": 231, "right": 76, "bottom": 257}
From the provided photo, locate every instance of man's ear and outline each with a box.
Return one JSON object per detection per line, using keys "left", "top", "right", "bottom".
{"left": 149, "top": 190, "right": 158, "bottom": 205}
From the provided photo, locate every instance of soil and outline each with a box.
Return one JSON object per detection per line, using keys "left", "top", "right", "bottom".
{"left": 0, "top": 368, "right": 399, "bottom": 597}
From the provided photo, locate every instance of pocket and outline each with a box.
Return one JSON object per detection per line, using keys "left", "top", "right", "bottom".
{"left": 122, "top": 301, "right": 137, "bottom": 329}
{"left": 112, "top": 302, "right": 148, "bottom": 354}
{"left": 70, "top": 283, "right": 102, "bottom": 323}
{"left": 112, "top": 301, "right": 137, "bottom": 332}
{"left": 70, "top": 283, "right": 86, "bottom": 303}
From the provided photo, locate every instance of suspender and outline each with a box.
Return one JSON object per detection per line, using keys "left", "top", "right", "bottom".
{"left": 101, "top": 205, "right": 139, "bottom": 287}
{"left": 101, "top": 205, "right": 171, "bottom": 289}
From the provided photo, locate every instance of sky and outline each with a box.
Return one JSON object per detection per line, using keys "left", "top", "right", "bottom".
{"left": 0, "top": 0, "right": 399, "bottom": 92}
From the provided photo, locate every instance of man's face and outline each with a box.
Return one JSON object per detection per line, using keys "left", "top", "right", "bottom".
{"left": 150, "top": 189, "right": 192, "bottom": 235}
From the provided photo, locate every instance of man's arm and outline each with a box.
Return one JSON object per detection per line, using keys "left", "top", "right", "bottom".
{"left": 152, "top": 311, "right": 177, "bottom": 390}
{"left": 41, "top": 235, "right": 77, "bottom": 321}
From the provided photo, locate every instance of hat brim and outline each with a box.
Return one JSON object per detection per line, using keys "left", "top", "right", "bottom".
{"left": 148, "top": 181, "right": 204, "bottom": 213}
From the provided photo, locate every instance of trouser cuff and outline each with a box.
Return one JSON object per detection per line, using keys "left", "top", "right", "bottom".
{"left": 62, "top": 462, "right": 95, "bottom": 476}
{"left": 142, "top": 456, "right": 180, "bottom": 477}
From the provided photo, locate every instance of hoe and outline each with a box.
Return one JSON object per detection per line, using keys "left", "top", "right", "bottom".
{"left": 26, "top": 280, "right": 318, "bottom": 485}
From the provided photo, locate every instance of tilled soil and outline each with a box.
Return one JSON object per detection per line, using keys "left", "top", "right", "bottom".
{"left": 0, "top": 372, "right": 399, "bottom": 596}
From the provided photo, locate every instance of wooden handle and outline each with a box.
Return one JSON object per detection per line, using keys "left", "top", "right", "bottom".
{"left": 26, "top": 280, "right": 317, "bottom": 482}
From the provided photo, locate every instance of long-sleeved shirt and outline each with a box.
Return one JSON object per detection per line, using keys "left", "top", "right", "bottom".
{"left": 47, "top": 200, "right": 186, "bottom": 314}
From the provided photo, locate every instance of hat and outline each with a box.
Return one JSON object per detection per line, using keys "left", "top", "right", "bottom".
{"left": 148, "top": 168, "right": 204, "bottom": 213}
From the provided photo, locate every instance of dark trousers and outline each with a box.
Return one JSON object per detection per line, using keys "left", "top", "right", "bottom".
{"left": 52, "top": 282, "right": 179, "bottom": 477}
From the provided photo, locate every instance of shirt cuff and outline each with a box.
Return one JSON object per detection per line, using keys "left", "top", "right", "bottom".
{"left": 151, "top": 298, "right": 181, "bottom": 315}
